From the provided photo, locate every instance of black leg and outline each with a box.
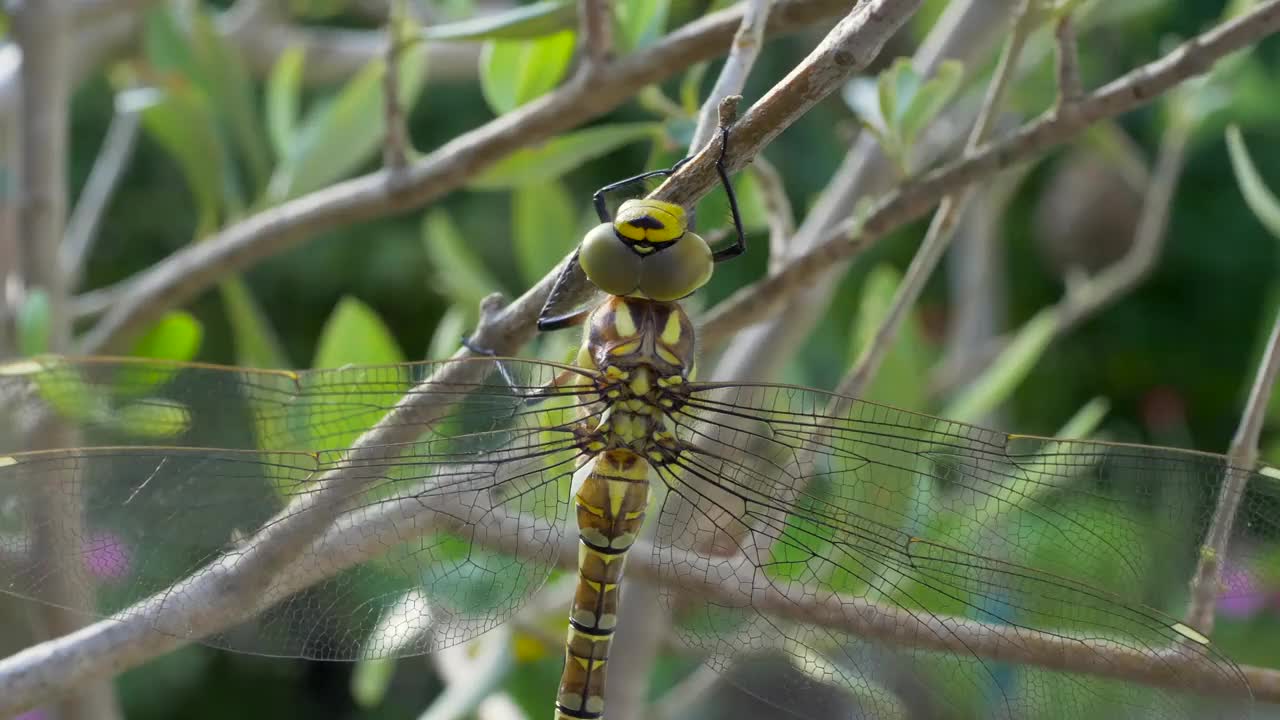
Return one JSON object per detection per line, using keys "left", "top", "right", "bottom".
{"left": 708, "top": 125, "right": 746, "bottom": 263}
{"left": 592, "top": 167, "right": 679, "bottom": 223}
{"left": 536, "top": 247, "right": 593, "bottom": 331}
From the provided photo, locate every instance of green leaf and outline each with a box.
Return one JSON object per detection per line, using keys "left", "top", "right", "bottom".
{"left": 847, "top": 265, "right": 932, "bottom": 409}
{"left": 426, "top": 304, "right": 471, "bottom": 361}
{"left": 189, "top": 10, "right": 271, "bottom": 195}
{"left": 1225, "top": 124, "right": 1280, "bottom": 240}
{"left": 114, "top": 399, "right": 193, "bottom": 439}
{"left": 942, "top": 308, "right": 1059, "bottom": 423}
{"left": 219, "top": 279, "right": 291, "bottom": 368}
{"left": 268, "top": 41, "right": 429, "bottom": 201}
{"left": 16, "top": 289, "right": 50, "bottom": 356}
{"left": 313, "top": 296, "right": 406, "bottom": 368}
{"left": 479, "top": 29, "right": 576, "bottom": 115}
{"left": 421, "top": 210, "right": 504, "bottom": 308}
{"left": 841, "top": 76, "right": 888, "bottom": 136}
{"left": 468, "top": 122, "right": 661, "bottom": 189}
{"left": 122, "top": 78, "right": 226, "bottom": 233}
{"left": 898, "top": 59, "right": 963, "bottom": 150}
{"left": 513, "top": 180, "right": 579, "bottom": 286}
{"left": 351, "top": 657, "right": 397, "bottom": 709}
{"left": 422, "top": 0, "right": 576, "bottom": 40}
{"left": 266, "top": 46, "right": 306, "bottom": 161}
{"left": 1055, "top": 396, "right": 1110, "bottom": 440}
{"left": 129, "top": 310, "right": 203, "bottom": 362}
{"left": 615, "top": 0, "right": 669, "bottom": 50}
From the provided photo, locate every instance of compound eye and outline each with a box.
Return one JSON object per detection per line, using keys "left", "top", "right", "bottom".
{"left": 637, "top": 231, "right": 713, "bottom": 301}
{"left": 580, "top": 223, "right": 642, "bottom": 296}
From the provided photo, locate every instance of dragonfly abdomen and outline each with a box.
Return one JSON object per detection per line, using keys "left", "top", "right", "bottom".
{"left": 556, "top": 449, "right": 653, "bottom": 720}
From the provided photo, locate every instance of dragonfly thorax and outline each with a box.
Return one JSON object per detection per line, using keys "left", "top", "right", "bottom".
{"left": 578, "top": 200, "right": 713, "bottom": 301}
{"left": 579, "top": 297, "right": 695, "bottom": 412}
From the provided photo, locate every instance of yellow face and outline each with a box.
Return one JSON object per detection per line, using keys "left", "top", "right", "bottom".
{"left": 578, "top": 199, "right": 713, "bottom": 301}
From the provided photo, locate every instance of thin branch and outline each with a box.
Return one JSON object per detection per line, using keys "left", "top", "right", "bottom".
{"left": 12, "top": 1, "right": 123, "bottom": 719}
{"left": 749, "top": 152, "right": 795, "bottom": 268}
{"left": 77, "top": 0, "right": 855, "bottom": 354}
{"left": 710, "top": 0, "right": 1022, "bottom": 383}
{"left": 381, "top": 1, "right": 410, "bottom": 172}
{"left": 1054, "top": 12, "right": 1083, "bottom": 111}
{"left": 690, "top": 0, "right": 771, "bottom": 151}
{"left": 652, "top": 0, "right": 920, "bottom": 210}
{"left": 61, "top": 103, "right": 140, "bottom": 289}
{"left": 836, "top": 0, "right": 1036, "bottom": 399}
{"left": 577, "top": 0, "right": 613, "bottom": 74}
{"left": 700, "top": 0, "right": 1280, "bottom": 347}
{"left": 929, "top": 126, "right": 1184, "bottom": 400}
{"left": 1185, "top": 287, "right": 1280, "bottom": 633}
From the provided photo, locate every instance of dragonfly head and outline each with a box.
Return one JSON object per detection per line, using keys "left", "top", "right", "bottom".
{"left": 579, "top": 199, "right": 713, "bottom": 301}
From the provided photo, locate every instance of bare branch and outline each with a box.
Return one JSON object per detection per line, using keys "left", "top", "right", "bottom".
{"left": 701, "top": 0, "right": 1280, "bottom": 347}
{"left": 837, "top": 0, "right": 1036, "bottom": 399}
{"left": 381, "top": 1, "right": 410, "bottom": 172}
{"left": 77, "top": 0, "right": 855, "bottom": 354}
{"left": 653, "top": 0, "right": 920, "bottom": 209}
{"left": 1186, "top": 227, "right": 1280, "bottom": 631}
{"left": 749, "top": 153, "right": 795, "bottom": 268}
{"left": 712, "top": 0, "right": 1021, "bottom": 383}
{"left": 1054, "top": 12, "right": 1084, "bottom": 110}
{"left": 61, "top": 102, "right": 140, "bottom": 289}
{"left": 577, "top": 0, "right": 613, "bottom": 74}
{"left": 690, "top": 0, "right": 771, "bottom": 151}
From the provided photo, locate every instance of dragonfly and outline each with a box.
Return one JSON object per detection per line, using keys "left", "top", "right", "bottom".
{"left": 0, "top": 127, "right": 1272, "bottom": 720}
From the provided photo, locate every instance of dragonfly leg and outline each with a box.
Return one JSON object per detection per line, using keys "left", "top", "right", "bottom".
{"left": 537, "top": 247, "right": 594, "bottom": 332}
{"left": 708, "top": 124, "right": 746, "bottom": 264}
{"left": 458, "top": 334, "right": 527, "bottom": 395}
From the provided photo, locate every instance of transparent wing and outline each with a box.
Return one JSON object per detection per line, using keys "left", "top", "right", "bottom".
{"left": 654, "top": 382, "right": 1269, "bottom": 719}
{"left": 0, "top": 356, "right": 596, "bottom": 659}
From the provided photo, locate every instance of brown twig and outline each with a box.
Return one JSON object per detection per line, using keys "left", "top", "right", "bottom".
{"left": 711, "top": 0, "right": 1022, "bottom": 383}
{"left": 836, "top": 0, "right": 1036, "bottom": 399}
{"left": 700, "top": 0, "right": 1280, "bottom": 347}
{"left": 12, "top": 1, "right": 123, "bottom": 719}
{"left": 1054, "top": 12, "right": 1084, "bottom": 111}
{"left": 77, "top": 0, "right": 854, "bottom": 355}
{"left": 690, "top": 0, "right": 771, "bottom": 151}
{"left": 577, "top": 0, "right": 613, "bottom": 73}
{"left": 381, "top": 0, "right": 410, "bottom": 172}
{"left": 749, "top": 152, "right": 795, "bottom": 269}
{"left": 1185, "top": 293, "right": 1280, "bottom": 633}
{"left": 61, "top": 101, "right": 140, "bottom": 289}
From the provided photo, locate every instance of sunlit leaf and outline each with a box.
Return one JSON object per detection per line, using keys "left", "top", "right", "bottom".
{"left": 421, "top": 210, "right": 504, "bottom": 309}
{"left": 479, "top": 29, "right": 576, "bottom": 115}
{"left": 219, "top": 279, "right": 291, "bottom": 369}
{"left": 468, "top": 122, "right": 661, "bottom": 189}
{"left": 943, "top": 308, "right": 1059, "bottom": 423}
{"left": 129, "top": 311, "right": 203, "bottom": 362}
{"left": 16, "top": 289, "right": 50, "bottom": 356}
{"left": 189, "top": 10, "right": 271, "bottom": 194}
{"left": 615, "top": 0, "right": 669, "bottom": 50}
{"left": 513, "top": 180, "right": 579, "bottom": 286}
{"left": 1225, "top": 124, "right": 1280, "bottom": 240}
{"left": 266, "top": 46, "right": 306, "bottom": 161}
{"left": 313, "top": 296, "right": 406, "bottom": 368}
{"left": 422, "top": 0, "right": 575, "bottom": 41}
{"left": 268, "top": 41, "right": 429, "bottom": 201}
{"left": 114, "top": 400, "right": 193, "bottom": 439}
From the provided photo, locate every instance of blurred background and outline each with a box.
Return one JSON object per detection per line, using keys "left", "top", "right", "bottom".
{"left": 3, "top": 0, "right": 1280, "bottom": 718}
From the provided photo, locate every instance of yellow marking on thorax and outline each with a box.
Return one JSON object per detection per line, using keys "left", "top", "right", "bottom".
{"left": 661, "top": 312, "right": 683, "bottom": 346}
{"left": 612, "top": 302, "right": 637, "bottom": 337}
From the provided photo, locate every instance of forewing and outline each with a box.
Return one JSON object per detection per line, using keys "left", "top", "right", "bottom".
{"left": 651, "top": 382, "right": 1266, "bottom": 719}
{"left": 0, "top": 357, "right": 590, "bottom": 659}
